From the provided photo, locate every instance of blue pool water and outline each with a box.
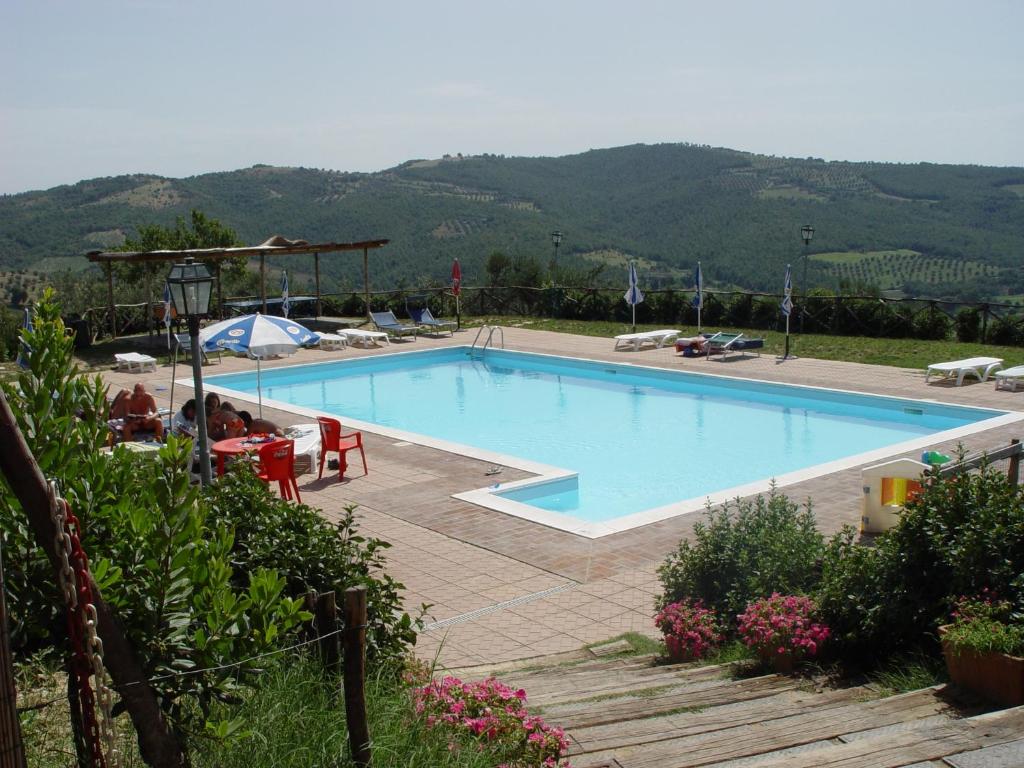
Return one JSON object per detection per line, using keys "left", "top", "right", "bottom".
{"left": 206, "top": 348, "right": 1003, "bottom": 524}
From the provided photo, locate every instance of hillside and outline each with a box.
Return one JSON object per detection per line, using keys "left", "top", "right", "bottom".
{"left": 1, "top": 143, "right": 1022, "bottom": 300}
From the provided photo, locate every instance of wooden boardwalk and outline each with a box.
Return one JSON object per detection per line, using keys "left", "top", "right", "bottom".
{"left": 465, "top": 653, "right": 1024, "bottom": 768}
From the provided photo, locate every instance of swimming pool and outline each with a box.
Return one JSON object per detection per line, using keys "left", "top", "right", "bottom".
{"left": 204, "top": 347, "right": 1018, "bottom": 537}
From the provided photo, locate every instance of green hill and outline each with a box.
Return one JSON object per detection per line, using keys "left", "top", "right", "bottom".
{"left": 1, "top": 143, "right": 1022, "bottom": 300}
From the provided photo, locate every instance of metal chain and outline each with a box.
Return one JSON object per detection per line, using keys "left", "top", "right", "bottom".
{"left": 48, "top": 482, "right": 118, "bottom": 768}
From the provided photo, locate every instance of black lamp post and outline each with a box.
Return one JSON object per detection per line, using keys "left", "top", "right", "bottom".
{"left": 549, "top": 231, "right": 563, "bottom": 316}
{"left": 550, "top": 230, "right": 563, "bottom": 269}
{"left": 166, "top": 258, "right": 214, "bottom": 486}
{"left": 800, "top": 224, "right": 814, "bottom": 332}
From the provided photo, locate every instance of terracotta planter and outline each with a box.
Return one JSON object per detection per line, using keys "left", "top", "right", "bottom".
{"left": 664, "top": 636, "right": 698, "bottom": 663}
{"left": 940, "top": 625, "right": 1024, "bottom": 707}
{"left": 758, "top": 648, "right": 795, "bottom": 674}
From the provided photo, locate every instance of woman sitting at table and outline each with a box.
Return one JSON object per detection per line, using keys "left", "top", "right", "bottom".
{"left": 237, "top": 410, "right": 285, "bottom": 437}
{"left": 209, "top": 402, "right": 245, "bottom": 441}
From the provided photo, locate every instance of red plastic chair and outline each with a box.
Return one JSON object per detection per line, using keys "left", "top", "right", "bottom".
{"left": 317, "top": 416, "right": 367, "bottom": 480}
{"left": 256, "top": 439, "right": 302, "bottom": 502}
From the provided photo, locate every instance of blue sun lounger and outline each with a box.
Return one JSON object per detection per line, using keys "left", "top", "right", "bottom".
{"left": 371, "top": 311, "right": 419, "bottom": 340}
{"left": 408, "top": 307, "right": 456, "bottom": 336}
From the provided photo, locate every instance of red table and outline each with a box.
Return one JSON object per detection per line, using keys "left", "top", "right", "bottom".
{"left": 211, "top": 435, "right": 278, "bottom": 476}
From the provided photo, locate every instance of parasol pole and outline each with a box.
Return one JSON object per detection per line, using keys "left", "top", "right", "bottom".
{"left": 256, "top": 357, "right": 263, "bottom": 418}
{"left": 168, "top": 348, "right": 177, "bottom": 419}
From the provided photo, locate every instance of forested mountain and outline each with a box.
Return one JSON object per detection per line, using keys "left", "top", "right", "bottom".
{"left": 1, "top": 143, "right": 1022, "bottom": 300}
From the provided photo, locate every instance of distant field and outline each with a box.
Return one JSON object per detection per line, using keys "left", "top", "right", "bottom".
{"left": 810, "top": 249, "right": 998, "bottom": 288}
{"left": 756, "top": 185, "right": 828, "bottom": 202}
{"left": 1001, "top": 183, "right": 1024, "bottom": 198}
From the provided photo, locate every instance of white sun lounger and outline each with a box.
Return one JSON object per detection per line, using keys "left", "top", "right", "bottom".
{"left": 114, "top": 352, "right": 158, "bottom": 373}
{"left": 925, "top": 357, "right": 1003, "bottom": 386}
{"left": 317, "top": 333, "right": 349, "bottom": 351}
{"left": 613, "top": 329, "right": 681, "bottom": 351}
{"left": 339, "top": 328, "right": 390, "bottom": 348}
{"left": 994, "top": 365, "right": 1024, "bottom": 391}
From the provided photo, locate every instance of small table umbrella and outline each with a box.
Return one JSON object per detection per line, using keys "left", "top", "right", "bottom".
{"left": 199, "top": 313, "right": 319, "bottom": 416}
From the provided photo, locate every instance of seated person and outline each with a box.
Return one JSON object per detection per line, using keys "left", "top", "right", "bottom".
{"left": 209, "top": 403, "right": 245, "bottom": 440}
{"left": 109, "top": 388, "right": 131, "bottom": 419}
{"left": 171, "top": 399, "right": 198, "bottom": 438}
{"left": 237, "top": 411, "right": 284, "bottom": 437}
{"left": 122, "top": 383, "right": 165, "bottom": 442}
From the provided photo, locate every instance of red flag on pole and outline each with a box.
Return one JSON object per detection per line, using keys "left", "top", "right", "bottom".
{"left": 451, "top": 259, "right": 462, "bottom": 296}
{"left": 451, "top": 259, "right": 462, "bottom": 330}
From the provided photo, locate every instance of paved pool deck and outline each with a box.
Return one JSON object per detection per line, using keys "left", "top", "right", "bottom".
{"left": 98, "top": 328, "right": 1024, "bottom": 668}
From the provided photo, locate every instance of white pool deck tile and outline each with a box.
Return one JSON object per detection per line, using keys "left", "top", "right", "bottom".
{"left": 98, "top": 328, "right": 1024, "bottom": 669}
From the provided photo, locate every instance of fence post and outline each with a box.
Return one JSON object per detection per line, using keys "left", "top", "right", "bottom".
{"left": 981, "top": 303, "right": 989, "bottom": 342}
{"left": 316, "top": 591, "right": 340, "bottom": 674}
{"left": 343, "top": 586, "right": 371, "bottom": 767}
{"left": 0, "top": 539, "right": 27, "bottom": 768}
{"left": 1009, "top": 439, "right": 1020, "bottom": 488}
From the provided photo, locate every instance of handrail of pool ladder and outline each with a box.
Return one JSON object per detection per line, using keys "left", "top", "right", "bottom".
{"left": 470, "top": 325, "right": 504, "bottom": 353}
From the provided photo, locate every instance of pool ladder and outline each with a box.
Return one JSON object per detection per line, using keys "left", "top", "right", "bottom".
{"left": 470, "top": 324, "right": 504, "bottom": 355}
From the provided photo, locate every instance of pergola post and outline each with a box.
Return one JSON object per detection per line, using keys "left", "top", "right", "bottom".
{"left": 106, "top": 262, "right": 116, "bottom": 340}
{"left": 260, "top": 254, "right": 267, "bottom": 314}
{"left": 363, "top": 246, "right": 370, "bottom": 319}
{"left": 215, "top": 262, "right": 224, "bottom": 319}
{"left": 314, "top": 252, "right": 322, "bottom": 318}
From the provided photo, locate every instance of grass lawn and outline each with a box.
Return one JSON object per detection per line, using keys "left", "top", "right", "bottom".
{"left": 464, "top": 315, "right": 1024, "bottom": 370}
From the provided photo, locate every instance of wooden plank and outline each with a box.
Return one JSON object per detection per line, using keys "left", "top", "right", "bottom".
{"left": 945, "top": 737, "right": 1024, "bottom": 768}
{"left": 570, "top": 686, "right": 872, "bottom": 756}
{"left": 548, "top": 675, "right": 797, "bottom": 730}
{"left": 744, "top": 707, "right": 1024, "bottom": 768}
{"left": 524, "top": 663, "right": 731, "bottom": 705}
{"left": 608, "top": 687, "right": 954, "bottom": 768}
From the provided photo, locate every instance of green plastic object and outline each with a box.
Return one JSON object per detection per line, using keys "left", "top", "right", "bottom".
{"left": 922, "top": 451, "right": 951, "bottom": 466}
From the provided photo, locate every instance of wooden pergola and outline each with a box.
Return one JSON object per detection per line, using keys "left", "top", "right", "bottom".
{"left": 86, "top": 236, "right": 389, "bottom": 338}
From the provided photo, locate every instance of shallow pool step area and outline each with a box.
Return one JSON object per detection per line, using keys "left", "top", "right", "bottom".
{"left": 458, "top": 650, "right": 1024, "bottom": 768}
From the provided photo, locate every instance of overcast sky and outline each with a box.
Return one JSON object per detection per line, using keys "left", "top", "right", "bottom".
{"left": 2, "top": 0, "right": 1022, "bottom": 195}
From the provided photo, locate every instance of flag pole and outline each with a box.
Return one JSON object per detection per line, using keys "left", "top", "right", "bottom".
{"left": 784, "top": 314, "right": 790, "bottom": 359}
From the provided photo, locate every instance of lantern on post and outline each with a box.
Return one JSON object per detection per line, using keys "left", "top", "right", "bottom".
{"left": 166, "top": 258, "right": 214, "bottom": 485}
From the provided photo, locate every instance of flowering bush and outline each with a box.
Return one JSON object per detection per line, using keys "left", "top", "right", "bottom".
{"left": 738, "top": 593, "right": 830, "bottom": 661}
{"left": 655, "top": 599, "right": 722, "bottom": 660}
{"left": 414, "top": 675, "right": 570, "bottom": 767}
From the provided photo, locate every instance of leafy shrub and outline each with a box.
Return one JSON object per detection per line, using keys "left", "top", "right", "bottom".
{"left": 414, "top": 676, "right": 570, "bottom": 767}
{"left": 725, "top": 293, "right": 753, "bottom": 327}
{"left": 737, "top": 593, "right": 829, "bottom": 661}
{"left": 944, "top": 594, "right": 1024, "bottom": 657}
{"left": 654, "top": 599, "right": 721, "bottom": 659}
{"left": 913, "top": 305, "right": 952, "bottom": 340}
{"left": 955, "top": 307, "right": 981, "bottom": 343}
{"left": 658, "top": 492, "right": 824, "bottom": 622}
{"left": 989, "top": 316, "right": 1023, "bottom": 346}
{"left": 817, "top": 464, "right": 1024, "bottom": 661}
{"left": 205, "top": 468, "right": 419, "bottom": 668}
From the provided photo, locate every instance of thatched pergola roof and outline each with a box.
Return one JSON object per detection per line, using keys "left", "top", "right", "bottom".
{"left": 86, "top": 236, "right": 390, "bottom": 338}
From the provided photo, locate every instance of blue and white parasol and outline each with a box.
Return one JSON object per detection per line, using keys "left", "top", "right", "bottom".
{"left": 199, "top": 313, "right": 319, "bottom": 415}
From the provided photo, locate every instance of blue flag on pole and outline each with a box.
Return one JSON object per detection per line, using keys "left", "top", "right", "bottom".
{"left": 781, "top": 264, "right": 793, "bottom": 317}
{"left": 692, "top": 262, "right": 703, "bottom": 309}
{"left": 281, "top": 270, "right": 290, "bottom": 318}
{"left": 16, "top": 306, "right": 33, "bottom": 369}
{"left": 624, "top": 262, "right": 644, "bottom": 306}
{"left": 162, "top": 282, "right": 172, "bottom": 349}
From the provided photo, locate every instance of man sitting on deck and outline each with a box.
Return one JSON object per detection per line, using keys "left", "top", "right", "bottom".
{"left": 122, "top": 383, "right": 165, "bottom": 442}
